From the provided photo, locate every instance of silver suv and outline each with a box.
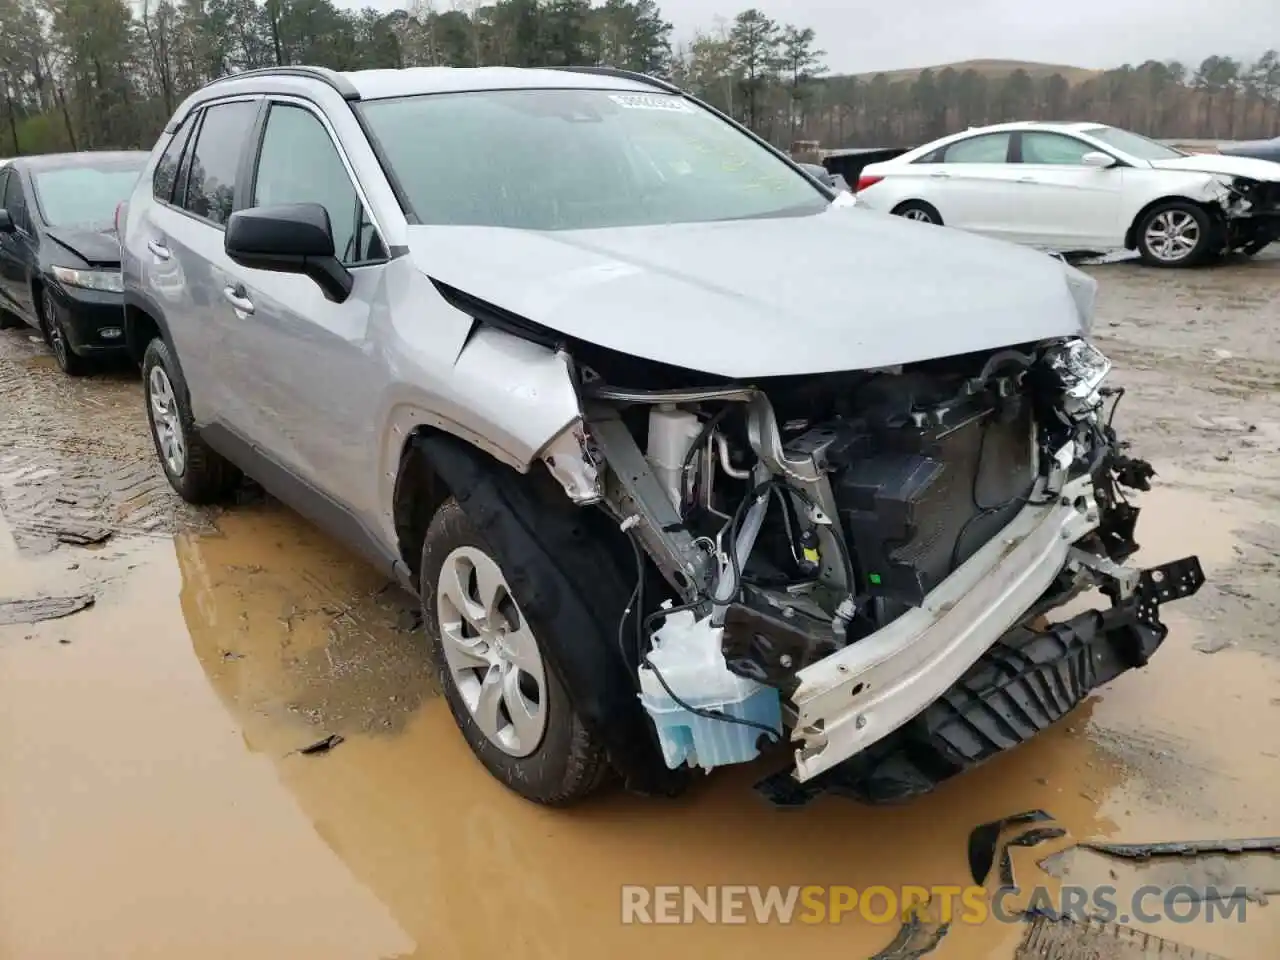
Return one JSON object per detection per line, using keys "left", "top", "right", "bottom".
{"left": 121, "top": 65, "right": 1204, "bottom": 807}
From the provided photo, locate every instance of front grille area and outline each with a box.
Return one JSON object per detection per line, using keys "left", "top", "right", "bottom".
{"left": 834, "top": 400, "right": 1036, "bottom": 607}
{"left": 1242, "top": 180, "right": 1280, "bottom": 214}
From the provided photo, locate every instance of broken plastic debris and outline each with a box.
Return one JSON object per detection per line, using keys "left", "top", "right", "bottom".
{"left": 0, "top": 595, "right": 95, "bottom": 626}
{"left": 298, "top": 734, "right": 345, "bottom": 756}
{"left": 55, "top": 526, "right": 113, "bottom": 546}
{"left": 968, "top": 809, "right": 1055, "bottom": 885}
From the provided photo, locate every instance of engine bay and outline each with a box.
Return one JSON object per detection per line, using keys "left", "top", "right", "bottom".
{"left": 546, "top": 334, "right": 1198, "bottom": 784}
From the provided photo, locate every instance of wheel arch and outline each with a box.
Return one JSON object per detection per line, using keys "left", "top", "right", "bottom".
{"left": 891, "top": 198, "right": 944, "bottom": 224}
{"left": 1124, "top": 195, "right": 1223, "bottom": 251}
{"left": 29, "top": 274, "right": 47, "bottom": 332}
{"left": 123, "top": 289, "right": 186, "bottom": 374}
{"left": 392, "top": 425, "right": 454, "bottom": 584}
{"left": 403, "top": 428, "right": 686, "bottom": 797}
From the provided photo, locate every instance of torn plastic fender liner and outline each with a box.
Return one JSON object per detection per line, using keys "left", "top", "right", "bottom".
{"left": 415, "top": 432, "right": 688, "bottom": 798}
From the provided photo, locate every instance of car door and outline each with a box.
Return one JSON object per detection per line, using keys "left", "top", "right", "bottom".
{"left": 230, "top": 97, "right": 389, "bottom": 513}
{"left": 920, "top": 132, "right": 1023, "bottom": 240}
{"left": 139, "top": 97, "right": 264, "bottom": 432}
{"left": 1009, "top": 131, "right": 1124, "bottom": 249}
{"left": 0, "top": 168, "right": 38, "bottom": 324}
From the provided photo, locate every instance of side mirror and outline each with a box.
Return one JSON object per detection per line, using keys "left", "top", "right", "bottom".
{"left": 0, "top": 209, "right": 13, "bottom": 233}
{"left": 225, "top": 202, "right": 352, "bottom": 303}
{"left": 1081, "top": 151, "right": 1116, "bottom": 169}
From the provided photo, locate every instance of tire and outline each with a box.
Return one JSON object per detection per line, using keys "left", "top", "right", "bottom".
{"left": 892, "top": 200, "right": 943, "bottom": 225}
{"left": 420, "top": 497, "right": 609, "bottom": 806}
{"left": 43, "top": 289, "right": 92, "bottom": 377}
{"left": 141, "top": 337, "right": 241, "bottom": 504}
{"left": 1135, "top": 201, "right": 1212, "bottom": 267}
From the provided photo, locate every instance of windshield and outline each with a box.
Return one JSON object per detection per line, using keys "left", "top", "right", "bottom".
{"left": 1083, "top": 126, "right": 1186, "bottom": 161}
{"left": 32, "top": 160, "right": 146, "bottom": 229}
{"left": 358, "top": 89, "right": 828, "bottom": 230}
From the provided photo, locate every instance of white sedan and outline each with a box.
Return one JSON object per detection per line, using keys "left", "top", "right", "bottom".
{"left": 855, "top": 121, "right": 1280, "bottom": 267}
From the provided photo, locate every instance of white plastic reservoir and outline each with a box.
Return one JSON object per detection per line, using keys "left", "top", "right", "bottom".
{"left": 645, "top": 405, "right": 702, "bottom": 509}
{"left": 638, "top": 608, "right": 782, "bottom": 771}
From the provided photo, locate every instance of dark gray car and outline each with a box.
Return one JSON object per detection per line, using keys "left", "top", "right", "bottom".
{"left": 1220, "top": 136, "right": 1280, "bottom": 163}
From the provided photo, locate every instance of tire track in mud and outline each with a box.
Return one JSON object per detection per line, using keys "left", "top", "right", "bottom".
{"left": 0, "top": 331, "right": 204, "bottom": 551}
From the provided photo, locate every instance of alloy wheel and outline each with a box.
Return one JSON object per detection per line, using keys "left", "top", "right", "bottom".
{"left": 44, "top": 293, "right": 70, "bottom": 370}
{"left": 902, "top": 208, "right": 934, "bottom": 223}
{"left": 436, "top": 545, "right": 548, "bottom": 757}
{"left": 1144, "top": 209, "right": 1201, "bottom": 263}
{"left": 148, "top": 365, "right": 187, "bottom": 476}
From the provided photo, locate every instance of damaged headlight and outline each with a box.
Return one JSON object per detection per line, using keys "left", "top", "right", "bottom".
{"left": 1043, "top": 338, "right": 1111, "bottom": 417}
{"left": 51, "top": 265, "right": 124, "bottom": 294}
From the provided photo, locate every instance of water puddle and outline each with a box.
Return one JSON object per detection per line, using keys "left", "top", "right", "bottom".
{"left": 1, "top": 482, "right": 1275, "bottom": 959}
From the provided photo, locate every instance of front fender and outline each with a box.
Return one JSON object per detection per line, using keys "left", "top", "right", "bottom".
{"left": 376, "top": 325, "right": 584, "bottom": 549}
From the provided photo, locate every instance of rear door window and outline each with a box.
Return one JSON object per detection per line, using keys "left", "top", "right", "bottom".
{"left": 942, "top": 133, "right": 1012, "bottom": 164}
{"left": 179, "top": 99, "right": 259, "bottom": 227}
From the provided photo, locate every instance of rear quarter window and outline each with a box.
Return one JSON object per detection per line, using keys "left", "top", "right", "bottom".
{"left": 153, "top": 118, "right": 195, "bottom": 203}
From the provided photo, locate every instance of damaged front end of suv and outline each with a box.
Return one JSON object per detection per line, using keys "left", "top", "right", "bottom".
{"left": 497, "top": 298, "right": 1206, "bottom": 807}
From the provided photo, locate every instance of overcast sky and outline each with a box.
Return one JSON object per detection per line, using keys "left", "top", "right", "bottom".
{"left": 352, "top": 0, "right": 1279, "bottom": 74}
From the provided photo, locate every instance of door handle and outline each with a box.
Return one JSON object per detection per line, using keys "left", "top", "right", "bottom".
{"left": 223, "top": 285, "right": 255, "bottom": 315}
{"left": 1018, "top": 176, "right": 1037, "bottom": 183}
{"left": 929, "top": 171, "right": 950, "bottom": 179}
{"left": 147, "top": 240, "right": 171, "bottom": 261}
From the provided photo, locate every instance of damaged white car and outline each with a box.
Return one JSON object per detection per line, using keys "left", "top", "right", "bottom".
{"left": 855, "top": 121, "right": 1280, "bottom": 267}
{"left": 122, "top": 65, "right": 1205, "bottom": 807}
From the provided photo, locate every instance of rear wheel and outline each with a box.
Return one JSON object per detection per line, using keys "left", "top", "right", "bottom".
{"left": 420, "top": 497, "right": 609, "bottom": 806}
{"left": 43, "top": 289, "right": 91, "bottom": 377}
{"left": 142, "top": 337, "right": 241, "bottom": 504}
{"left": 1135, "top": 201, "right": 1212, "bottom": 267}
{"left": 892, "top": 200, "right": 943, "bottom": 225}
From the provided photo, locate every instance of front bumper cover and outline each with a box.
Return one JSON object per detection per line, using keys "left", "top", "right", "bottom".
{"left": 768, "top": 471, "right": 1204, "bottom": 804}
{"left": 759, "top": 553, "right": 1204, "bottom": 807}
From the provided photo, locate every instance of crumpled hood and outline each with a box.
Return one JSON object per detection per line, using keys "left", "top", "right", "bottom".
{"left": 407, "top": 206, "right": 1096, "bottom": 378}
{"left": 45, "top": 225, "right": 121, "bottom": 266}
{"left": 1150, "top": 153, "right": 1280, "bottom": 181}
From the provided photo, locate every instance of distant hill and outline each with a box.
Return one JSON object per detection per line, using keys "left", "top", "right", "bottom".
{"left": 845, "top": 59, "right": 1102, "bottom": 85}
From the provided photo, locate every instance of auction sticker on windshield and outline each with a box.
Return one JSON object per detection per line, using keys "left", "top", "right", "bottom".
{"left": 609, "top": 93, "right": 693, "bottom": 112}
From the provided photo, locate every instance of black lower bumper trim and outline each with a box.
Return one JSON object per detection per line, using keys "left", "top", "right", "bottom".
{"left": 756, "top": 555, "right": 1205, "bottom": 808}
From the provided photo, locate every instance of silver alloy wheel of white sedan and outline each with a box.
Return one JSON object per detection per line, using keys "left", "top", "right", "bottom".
{"left": 436, "top": 545, "right": 548, "bottom": 757}
{"left": 148, "top": 366, "right": 187, "bottom": 476}
{"left": 902, "top": 208, "right": 934, "bottom": 222}
{"left": 1143, "top": 209, "right": 1201, "bottom": 263}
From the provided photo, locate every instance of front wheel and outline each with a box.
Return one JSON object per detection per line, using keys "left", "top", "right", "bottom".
{"left": 892, "top": 200, "right": 944, "bottom": 225}
{"left": 141, "top": 337, "right": 241, "bottom": 504}
{"left": 420, "top": 498, "right": 609, "bottom": 806}
{"left": 43, "top": 290, "right": 91, "bottom": 377}
{"left": 1136, "top": 201, "right": 1212, "bottom": 267}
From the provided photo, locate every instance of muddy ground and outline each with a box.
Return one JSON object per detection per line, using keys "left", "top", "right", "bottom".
{"left": 1, "top": 252, "right": 1278, "bottom": 960}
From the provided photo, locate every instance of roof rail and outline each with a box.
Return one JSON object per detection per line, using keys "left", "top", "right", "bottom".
{"left": 541, "top": 65, "right": 680, "bottom": 94}
{"left": 200, "top": 65, "right": 360, "bottom": 101}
